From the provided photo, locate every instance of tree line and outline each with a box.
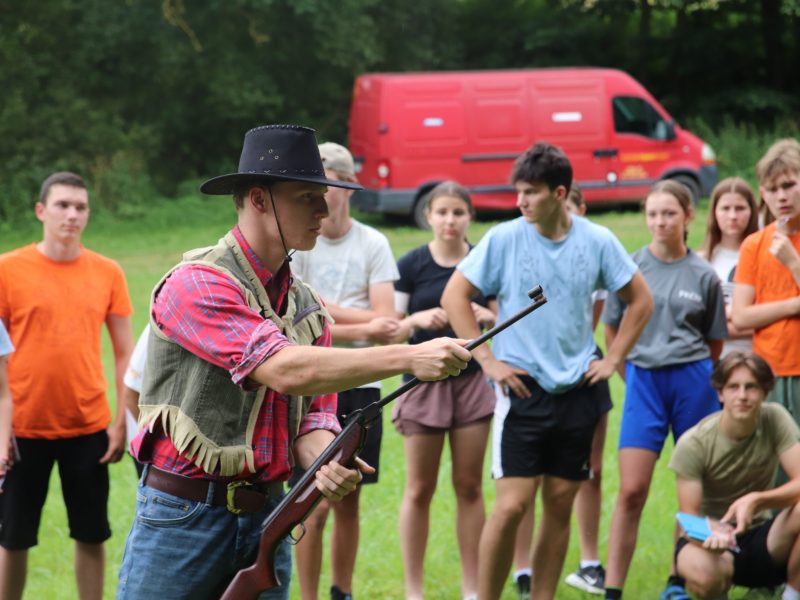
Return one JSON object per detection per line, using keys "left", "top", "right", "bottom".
{"left": 0, "top": 0, "right": 797, "bottom": 221}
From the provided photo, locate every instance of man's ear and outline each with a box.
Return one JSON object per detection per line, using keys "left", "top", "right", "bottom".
{"left": 555, "top": 185, "right": 568, "bottom": 201}
{"left": 248, "top": 186, "right": 268, "bottom": 213}
{"left": 34, "top": 202, "right": 46, "bottom": 222}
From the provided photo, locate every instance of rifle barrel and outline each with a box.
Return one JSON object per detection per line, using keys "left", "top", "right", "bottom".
{"left": 376, "top": 287, "right": 546, "bottom": 410}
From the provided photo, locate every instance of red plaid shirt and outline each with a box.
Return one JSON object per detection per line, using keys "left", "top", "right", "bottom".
{"left": 130, "top": 226, "right": 340, "bottom": 482}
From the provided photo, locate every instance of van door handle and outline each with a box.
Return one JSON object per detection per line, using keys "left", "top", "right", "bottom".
{"left": 593, "top": 148, "right": 618, "bottom": 158}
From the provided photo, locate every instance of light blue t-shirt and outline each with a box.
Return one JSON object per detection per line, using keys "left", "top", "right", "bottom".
{"left": 0, "top": 321, "right": 13, "bottom": 357}
{"left": 458, "top": 215, "right": 637, "bottom": 393}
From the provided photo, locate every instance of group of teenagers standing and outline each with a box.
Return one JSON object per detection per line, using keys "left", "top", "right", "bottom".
{"left": 1, "top": 125, "right": 800, "bottom": 600}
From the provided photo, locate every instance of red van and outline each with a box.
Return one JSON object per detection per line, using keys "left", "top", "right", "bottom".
{"left": 348, "top": 68, "right": 717, "bottom": 227}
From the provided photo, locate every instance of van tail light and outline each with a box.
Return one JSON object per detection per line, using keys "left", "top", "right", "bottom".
{"left": 377, "top": 161, "right": 390, "bottom": 188}
{"left": 701, "top": 143, "right": 716, "bottom": 166}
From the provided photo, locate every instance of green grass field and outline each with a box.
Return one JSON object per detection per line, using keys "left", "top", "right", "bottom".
{"left": 0, "top": 197, "right": 760, "bottom": 599}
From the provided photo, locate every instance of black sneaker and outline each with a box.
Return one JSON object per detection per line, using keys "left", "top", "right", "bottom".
{"left": 515, "top": 573, "right": 531, "bottom": 600}
{"left": 564, "top": 564, "right": 605, "bottom": 595}
{"left": 330, "top": 585, "right": 353, "bottom": 600}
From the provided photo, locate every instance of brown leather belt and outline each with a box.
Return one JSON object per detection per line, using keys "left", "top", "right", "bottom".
{"left": 144, "top": 466, "right": 283, "bottom": 514}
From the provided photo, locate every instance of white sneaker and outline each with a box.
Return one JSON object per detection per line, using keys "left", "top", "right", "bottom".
{"left": 564, "top": 564, "right": 605, "bottom": 595}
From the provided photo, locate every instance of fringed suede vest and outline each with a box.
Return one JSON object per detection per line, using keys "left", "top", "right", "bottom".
{"left": 138, "top": 232, "right": 331, "bottom": 476}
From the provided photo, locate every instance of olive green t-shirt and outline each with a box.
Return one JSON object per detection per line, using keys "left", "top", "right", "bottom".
{"left": 669, "top": 403, "right": 800, "bottom": 524}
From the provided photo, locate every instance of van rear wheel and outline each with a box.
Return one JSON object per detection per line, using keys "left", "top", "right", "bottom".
{"left": 670, "top": 175, "right": 701, "bottom": 206}
{"left": 412, "top": 194, "right": 432, "bottom": 230}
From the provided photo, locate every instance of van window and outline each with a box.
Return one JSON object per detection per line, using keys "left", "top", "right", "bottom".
{"left": 612, "top": 96, "right": 670, "bottom": 140}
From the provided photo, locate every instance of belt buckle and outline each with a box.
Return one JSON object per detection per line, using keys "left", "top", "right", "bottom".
{"left": 226, "top": 480, "right": 252, "bottom": 514}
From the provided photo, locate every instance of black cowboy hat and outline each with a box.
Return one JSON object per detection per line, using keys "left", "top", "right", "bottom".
{"left": 200, "top": 124, "right": 362, "bottom": 195}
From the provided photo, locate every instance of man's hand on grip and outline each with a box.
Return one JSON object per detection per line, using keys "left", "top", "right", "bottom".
{"left": 314, "top": 457, "right": 375, "bottom": 502}
{"left": 410, "top": 338, "right": 471, "bottom": 381}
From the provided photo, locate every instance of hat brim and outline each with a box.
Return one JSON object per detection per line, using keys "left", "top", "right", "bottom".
{"left": 200, "top": 172, "right": 362, "bottom": 195}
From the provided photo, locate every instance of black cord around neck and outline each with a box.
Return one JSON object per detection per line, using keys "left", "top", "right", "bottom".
{"left": 267, "top": 185, "right": 295, "bottom": 264}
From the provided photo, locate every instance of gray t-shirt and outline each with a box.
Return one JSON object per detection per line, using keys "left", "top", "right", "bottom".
{"left": 603, "top": 247, "right": 727, "bottom": 368}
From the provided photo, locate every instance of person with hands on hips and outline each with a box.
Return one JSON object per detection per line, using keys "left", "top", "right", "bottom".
{"left": 669, "top": 351, "right": 800, "bottom": 600}
{"left": 511, "top": 183, "right": 618, "bottom": 596}
{"left": 442, "top": 143, "right": 652, "bottom": 600}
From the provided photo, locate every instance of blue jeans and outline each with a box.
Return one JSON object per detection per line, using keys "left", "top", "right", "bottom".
{"left": 116, "top": 468, "right": 291, "bottom": 600}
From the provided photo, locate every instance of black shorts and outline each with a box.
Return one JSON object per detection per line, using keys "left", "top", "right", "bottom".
{"left": 290, "top": 387, "right": 382, "bottom": 486}
{"left": 675, "top": 518, "right": 787, "bottom": 588}
{"left": 0, "top": 431, "right": 111, "bottom": 550}
{"left": 492, "top": 375, "right": 602, "bottom": 481}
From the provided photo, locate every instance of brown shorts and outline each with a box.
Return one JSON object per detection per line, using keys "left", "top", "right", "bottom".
{"left": 392, "top": 368, "right": 495, "bottom": 435}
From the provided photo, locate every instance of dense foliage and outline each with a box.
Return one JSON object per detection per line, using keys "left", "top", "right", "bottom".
{"left": 0, "top": 0, "right": 797, "bottom": 220}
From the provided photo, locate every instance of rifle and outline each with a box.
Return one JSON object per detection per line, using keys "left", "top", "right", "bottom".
{"left": 220, "top": 286, "right": 547, "bottom": 600}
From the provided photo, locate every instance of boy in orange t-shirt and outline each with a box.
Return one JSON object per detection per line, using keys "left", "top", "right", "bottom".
{"left": 0, "top": 172, "right": 133, "bottom": 600}
{"left": 733, "top": 139, "right": 800, "bottom": 418}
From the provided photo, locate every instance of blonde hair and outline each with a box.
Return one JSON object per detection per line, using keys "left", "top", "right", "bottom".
{"left": 756, "top": 138, "right": 800, "bottom": 186}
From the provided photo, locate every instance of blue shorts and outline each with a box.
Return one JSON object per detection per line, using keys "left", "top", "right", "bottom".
{"left": 619, "top": 359, "right": 720, "bottom": 453}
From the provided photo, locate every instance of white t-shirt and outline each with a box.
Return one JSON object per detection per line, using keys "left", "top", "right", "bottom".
{"left": 709, "top": 246, "right": 752, "bottom": 357}
{"left": 0, "top": 321, "right": 13, "bottom": 357}
{"left": 292, "top": 219, "right": 399, "bottom": 389}
{"left": 123, "top": 326, "right": 150, "bottom": 446}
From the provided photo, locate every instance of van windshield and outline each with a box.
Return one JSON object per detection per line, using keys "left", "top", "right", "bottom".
{"left": 612, "top": 96, "right": 671, "bottom": 140}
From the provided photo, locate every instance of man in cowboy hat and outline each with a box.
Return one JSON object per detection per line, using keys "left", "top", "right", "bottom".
{"left": 116, "top": 124, "right": 470, "bottom": 600}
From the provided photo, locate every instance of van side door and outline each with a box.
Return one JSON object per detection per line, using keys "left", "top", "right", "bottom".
{"left": 607, "top": 95, "right": 678, "bottom": 200}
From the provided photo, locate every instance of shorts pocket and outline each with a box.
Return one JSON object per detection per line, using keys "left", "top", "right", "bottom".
{"left": 137, "top": 486, "right": 208, "bottom": 528}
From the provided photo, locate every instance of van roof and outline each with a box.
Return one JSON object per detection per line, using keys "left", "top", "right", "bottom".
{"left": 356, "top": 67, "right": 632, "bottom": 81}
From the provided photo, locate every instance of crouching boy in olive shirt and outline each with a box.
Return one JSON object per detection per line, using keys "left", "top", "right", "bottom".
{"left": 669, "top": 351, "right": 800, "bottom": 600}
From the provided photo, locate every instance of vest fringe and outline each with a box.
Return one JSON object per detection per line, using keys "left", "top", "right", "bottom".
{"left": 140, "top": 405, "right": 255, "bottom": 476}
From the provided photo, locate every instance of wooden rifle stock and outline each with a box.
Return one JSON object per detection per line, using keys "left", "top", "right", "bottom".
{"left": 220, "top": 417, "right": 368, "bottom": 600}
{"left": 221, "top": 286, "right": 547, "bottom": 600}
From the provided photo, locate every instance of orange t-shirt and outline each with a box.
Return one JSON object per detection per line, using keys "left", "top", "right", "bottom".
{"left": 0, "top": 244, "right": 133, "bottom": 438}
{"left": 735, "top": 224, "right": 800, "bottom": 376}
